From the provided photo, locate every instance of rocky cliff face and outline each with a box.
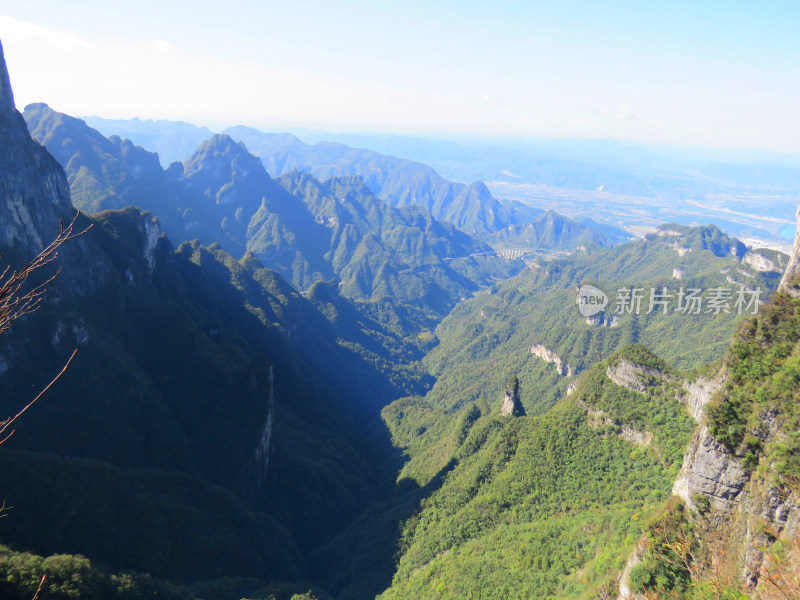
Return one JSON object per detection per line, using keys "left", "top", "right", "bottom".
{"left": 681, "top": 374, "right": 725, "bottom": 423}
{"left": 668, "top": 417, "right": 799, "bottom": 594}
{"left": 0, "top": 42, "right": 110, "bottom": 295}
{"left": 779, "top": 196, "right": 800, "bottom": 296}
{"left": 530, "top": 343, "right": 574, "bottom": 376}
{"left": 743, "top": 250, "right": 784, "bottom": 273}
{"left": 616, "top": 540, "right": 648, "bottom": 600}
{"left": 585, "top": 311, "right": 619, "bottom": 327}
{"left": 605, "top": 358, "right": 669, "bottom": 393}
{"left": 671, "top": 424, "right": 749, "bottom": 512}
{"left": 0, "top": 41, "right": 13, "bottom": 112}
{"left": 617, "top": 379, "right": 796, "bottom": 599}
{"left": 0, "top": 41, "right": 75, "bottom": 255}
{"left": 254, "top": 365, "right": 275, "bottom": 488}
{"left": 500, "top": 375, "right": 525, "bottom": 417}
{"left": 616, "top": 198, "right": 800, "bottom": 599}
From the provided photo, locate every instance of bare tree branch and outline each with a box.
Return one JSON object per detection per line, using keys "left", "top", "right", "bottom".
{"left": 0, "top": 211, "right": 89, "bottom": 445}
{"left": 0, "top": 348, "right": 77, "bottom": 445}
{"left": 0, "top": 212, "right": 90, "bottom": 337}
{"left": 30, "top": 575, "right": 46, "bottom": 600}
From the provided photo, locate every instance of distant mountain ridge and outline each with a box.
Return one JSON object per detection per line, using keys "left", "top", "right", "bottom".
{"left": 23, "top": 105, "right": 523, "bottom": 315}
{"left": 82, "top": 114, "right": 215, "bottom": 166}
{"left": 83, "top": 115, "right": 800, "bottom": 249}
{"left": 486, "top": 210, "right": 618, "bottom": 249}
{"left": 224, "top": 125, "right": 545, "bottom": 236}
{"left": 81, "top": 115, "right": 542, "bottom": 235}
{"left": 78, "top": 115, "right": 625, "bottom": 245}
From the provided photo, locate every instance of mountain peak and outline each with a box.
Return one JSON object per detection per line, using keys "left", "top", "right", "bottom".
{"left": 0, "top": 39, "right": 16, "bottom": 111}
{"left": 0, "top": 43, "right": 85, "bottom": 279}
{"left": 465, "top": 180, "right": 491, "bottom": 197}
{"left": 203, "top": 132, "right": 243, "bottom": 151}
{"left": 184, "top": 133, "right": 262, "bottom": 175}
{"left": 189, "top": 133, "right": 262, "bottom": 164}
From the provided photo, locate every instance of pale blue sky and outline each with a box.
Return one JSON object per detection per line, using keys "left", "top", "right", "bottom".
{"left": 1, "top": 1, "right": 798, "bottom": 152}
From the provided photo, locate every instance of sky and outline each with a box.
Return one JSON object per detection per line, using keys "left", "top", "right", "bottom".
{"left": 1, "top": 1, "right": 799, "bottom": 153}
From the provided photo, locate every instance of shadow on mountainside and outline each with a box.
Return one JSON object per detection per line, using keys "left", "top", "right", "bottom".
{"left": 308, "top": 449, "right": 459, "bottom": 600}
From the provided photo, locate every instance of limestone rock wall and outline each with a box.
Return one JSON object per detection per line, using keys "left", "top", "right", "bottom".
{"left": 779, "top": 196, "right": 800, "bottom": 296}
{"left": 530, "top": 343, "right": 574, "bottom": 376}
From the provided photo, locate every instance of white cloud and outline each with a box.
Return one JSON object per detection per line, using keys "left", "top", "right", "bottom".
{"left": 598, "top": 104, "right": 639, "bottom": 122}
{"left": 613, "top": 104, "right": 636, "bottom": 121}
{"left": 142, "top": 39, "right": 172, "bottom": 51}
{"left": 0, "top": 15, "right": 88, "bottom": 50}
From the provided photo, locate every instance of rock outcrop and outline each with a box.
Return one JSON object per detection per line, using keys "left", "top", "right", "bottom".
{"left": 616, "top": 357, "right": 796, "bottom": 595}
{"left": 0, "top": 39, "right": 14, "bottom": 112}
{"left": 671, "top": 418, "right": 799, "bottom": 589}
{"left": 0, "top": 39, "right": 115, "bottom": 298}
{"left": 141, "top": 213, "right": 163, "bottom": 270}
{"left": 673, "top": 243, "right": 691, "bottom": 256}
{"left": 681, "top": 374, "right": 724, "bottom": 422}
{"left": 580, "top": 400, "right": 653, "bottom": 448}
{"left": 779, "top": 195, "right": 800, "bottom": 296}
{"left": 0, "top": 40, "right": 75, "bottom": 255}
{"left": 671, "top": 425, "right": 748, "bottom": 512}
{"left": 585, "top": 311, "right": 619, "bottom": 327}
{"left": 617, "top": 539, "right": 647, "bottom": 600}
{"left": 617, "top": 197, "right": 800, "bottom": 598}
{"left": 530, "top": 343, "right": 574, "bottom": 376}
{"left": 605, "top": 359, "right": 668, "bottom": 393}
{"left": 500, "top": 375, "right": 525, "bottom": 417}
{"left": 743, "top": 250, "right": 782, "bottom": 273}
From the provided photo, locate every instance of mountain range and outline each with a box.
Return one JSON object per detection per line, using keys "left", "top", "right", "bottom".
{"left": 84, "top": 114, "right": 800, "bottom": 248}
{"left": 83, "top": 114, "right": 630, "bottom": 243}
{"left": 25, "top": 104, "right": 629, "bottom": 318}
{"left": 1, "top": 36, "right": 799, "bottom": 600}
{"left": 25, "top": 105, "right": 516, "bottom": 315}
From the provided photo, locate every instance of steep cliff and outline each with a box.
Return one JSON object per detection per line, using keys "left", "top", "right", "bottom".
{"left": 617, "top": 198, "right": 800, "bottom": 600}
{"left": 0, "top": 42, "right": 73, "bottom": 254}
{"left": 530, "top": 343, "right": 575, "bottom": 376}
{"left": 779, "top": 196, "right": 800, "bottom": 297}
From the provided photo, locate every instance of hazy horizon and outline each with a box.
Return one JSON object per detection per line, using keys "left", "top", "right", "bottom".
{"left": 78, "top": 113, "right": 800, "bottom": 168}
{"left": 2, "top": 1, "right": 799, "bottom": 155}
